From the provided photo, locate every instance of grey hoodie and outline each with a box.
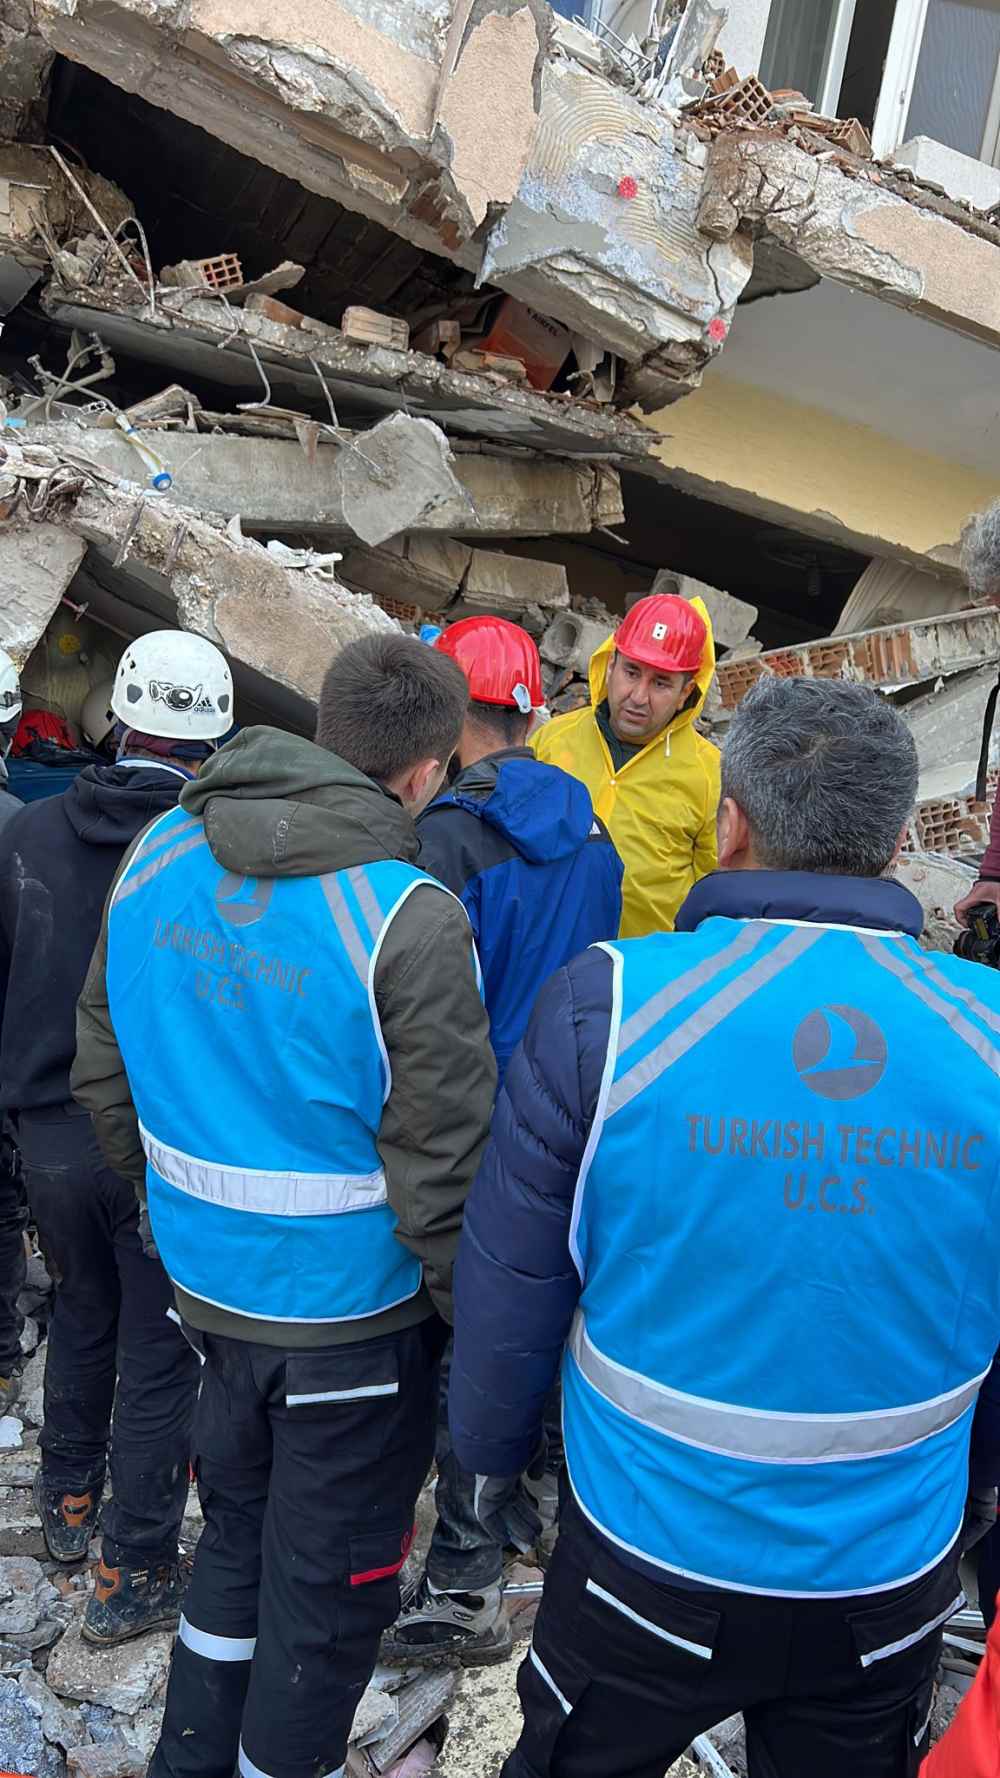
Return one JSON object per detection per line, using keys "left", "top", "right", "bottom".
{"left": 72, "top": 727, "right": 496, "bottom": 1347}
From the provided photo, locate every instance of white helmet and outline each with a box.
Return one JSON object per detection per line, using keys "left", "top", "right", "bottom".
{"left": 111, "top": 631, "right": 233, "bottom": 741}
{"left": 81, "top": 678, "right": 116, "bottom": 749}
{"left": 0, "top": 648, "right": 21, "bottom": 728}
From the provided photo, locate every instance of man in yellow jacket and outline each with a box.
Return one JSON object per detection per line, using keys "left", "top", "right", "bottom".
{"left": 531, "top": 592, "right": 719, "bottom": 936}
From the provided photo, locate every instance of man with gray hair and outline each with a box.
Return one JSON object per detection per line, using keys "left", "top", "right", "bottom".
{"left": 449, "top": 675, "right": 1000, "bottom": 1778}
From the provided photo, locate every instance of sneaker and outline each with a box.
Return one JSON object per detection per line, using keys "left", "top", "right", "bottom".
{"left": 380, "top": 1574, "right": 511, "bottom": 1667}
{"left": 32, "top": 1472, "right": 101, "bottom": 1564}
{"left": 0, "top": 1366, "right": 21, "bottom": 1417}
{"left": 82, "top": 1558, "right": 187, "bottom": 1646}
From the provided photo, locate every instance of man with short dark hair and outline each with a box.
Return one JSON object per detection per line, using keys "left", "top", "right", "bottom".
{"left": 531, "top": 592, "right": 718, "bottom": 937}
{"left": 452, "top": 675, "right": 1000, "bottom": 1778}
{"left": 73, "top": 632, "right": 496, "bottom": 1778}
{"left": 383, "top": 616, "right": 621, "bottom": 1665}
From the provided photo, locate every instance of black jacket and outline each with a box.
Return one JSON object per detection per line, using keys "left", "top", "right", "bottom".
{"left": 0, "top": 763, "right": 185, "bottom": 1114}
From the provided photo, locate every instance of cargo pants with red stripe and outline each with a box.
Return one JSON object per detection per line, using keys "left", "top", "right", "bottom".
{"left": 149, "top": 1316, "right": 445, "bottom": 1778}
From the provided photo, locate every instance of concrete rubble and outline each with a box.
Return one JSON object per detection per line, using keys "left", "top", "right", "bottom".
{"left": 0, "top": 4, "right": 997, "bottom": 1774}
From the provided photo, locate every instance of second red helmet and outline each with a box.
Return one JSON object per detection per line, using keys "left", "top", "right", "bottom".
{"left": 435, "top": 616, "right": 544, "bottom": 713}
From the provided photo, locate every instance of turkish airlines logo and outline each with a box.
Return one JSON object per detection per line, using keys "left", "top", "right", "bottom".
{"left": 792, "top": 1006, "right": 887, "bottom": 1102}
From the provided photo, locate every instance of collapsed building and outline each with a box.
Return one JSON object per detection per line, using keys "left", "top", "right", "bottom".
{"left": 0, "top": 0, "right": 999, "bottom": 1767}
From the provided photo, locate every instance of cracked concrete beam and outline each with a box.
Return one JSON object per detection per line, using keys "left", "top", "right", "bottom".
{"left": 33, "top": 0, "right": 747, "bottom": 393}
{"left": 44, "top": 288, "right": 654, "bottom": 460}
{"left": 33, "top": 0, "right": 547, "bottom": 261}
{"left": 25, "top": 424, "right": 624, "bottom": 538}
{"left": 340, "top": 535, "right": 472, "bottom": 611}
{"left": 699, "top": 132, "right": 1000, "bottom": 353}
{"left": 60, "top": 486, "right": 393, "bottom": 705}
{"left": 480, "top": 57, "right": 752, "bottom": 406}
{"left": 0, "top": 520, "right": 87, "bottom": 664}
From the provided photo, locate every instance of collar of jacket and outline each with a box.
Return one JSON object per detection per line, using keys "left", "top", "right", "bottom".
{"left": 448, "top": 747, "right": 533, "bottom": 800}
{"left": 179, "top": 724, "right": 416, "bottom": 879}
{"left": 675, "top": 870, "right": 924, "bottom": 938}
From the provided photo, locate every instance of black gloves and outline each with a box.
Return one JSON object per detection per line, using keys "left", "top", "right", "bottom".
{"left": 474, "top": 1438, "right": 547, "bottom": 1555}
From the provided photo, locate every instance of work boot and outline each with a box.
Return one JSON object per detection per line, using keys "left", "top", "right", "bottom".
{"left": 0, "top": 1365, "right": 21, "bottom": 1417}
{"left": 32, "top": 1472, "right": 101, "bottom": 1564}
{"left": 82, "top": 1558, "right": 187, "bottom": 1646}
{"left": 381, "top": 1574, "right": 511, "bottom": 1667}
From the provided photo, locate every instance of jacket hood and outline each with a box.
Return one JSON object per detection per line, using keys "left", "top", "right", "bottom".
{"left": 180, "top": 724, "right": 417, "bottom": 877}
{"left": 63, "top": 762, "right": 183, "bottom": 846}
{"left": 443, "top": 752, "right": 597, "bottom": 864}
{"left": 587, "top": 595, "right": 716, "bottom": 735}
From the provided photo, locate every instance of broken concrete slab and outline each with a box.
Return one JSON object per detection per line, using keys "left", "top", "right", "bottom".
{"left": 697, "top": 130, "right": 1000, "bottom": 356}
{"left": 340, "top": 536, "right": 472, "bottom": 614}
{"left": 47, "top": 1608, "right": 173, "bottom": 1714}
{"left": 329, "top": 413, "right": 469, "bottom": 547}
{"left": 0, "top": 520, "right": 87, "bottom": 665}
{"left": 24, "top": 425, "right": 626, "bottom": 540}
{"left": 902, "top": 667, "right": 999, "bottom": 793}
{"left": 44, "top": 290, "right": 656, "bottom": 462}
{"left": 461, "top": 548, "right": 569, "bottom": 614}
{"left": 714, "top": 607, "right": 1000, "bottom": 709}
{"left": 651, "top": 568, "right": 757, "bottom": 648}
{"left": 479, "top": 56, "right": 752, "bottom": 402}
{"left": 32, "top": 0, "right": 746, "bottom": 396}
{"left": 34, "top": 0, "right": 549, "bottom": 264}
{"left": 49, "top": 478, "right": 394, "bottom": 707}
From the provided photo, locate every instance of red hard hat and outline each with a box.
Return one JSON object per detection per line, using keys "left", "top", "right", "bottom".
{"left": 435, "top": 616, "right": 543, "bottom": 712}
{"left": 613, "top": 594, "right": 707, "bottom": 675}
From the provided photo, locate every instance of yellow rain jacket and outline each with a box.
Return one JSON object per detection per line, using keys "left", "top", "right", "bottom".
{"left": 531, "top": 600, "right": 720, "bottom": 937}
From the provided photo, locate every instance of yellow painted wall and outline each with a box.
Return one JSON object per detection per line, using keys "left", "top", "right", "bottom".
{"left": 643, "top": 374, "right": 998, "bottom": 561}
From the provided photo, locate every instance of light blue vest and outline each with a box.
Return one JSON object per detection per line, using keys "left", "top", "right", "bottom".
{"left": 106, "top": 804, "right": 446, "bottom": 1327}
{"left": 563, "top": 917, "right": 1000, "bottom": 1596}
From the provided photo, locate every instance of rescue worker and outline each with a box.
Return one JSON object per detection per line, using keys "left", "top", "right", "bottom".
{"left": 451, "top": 675, "right": 1000, "bottom": 1778}
{"left": 0, "top": 645, "right": 25, "bottom": 1416}
{"left": 531, "top": 592, "right": 719, "bottom": 937}
{"left": 383, "top": 615, "right": 622, "bottom": 1666}
{"left": 0, "top": 631, "right": 232, "bottom": 1642}
{"left": 72, "top": 633, "right": 496, "bottom": 1778}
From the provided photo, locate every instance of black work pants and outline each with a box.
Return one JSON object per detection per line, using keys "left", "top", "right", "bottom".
{"left": 430, "top": 1336, "right": 563, "bottom": 1591}
{"left": 150, "top": 1315, "right": 445, "bottom": 1778}
{"left": 19, "top": 1107, "right": 199, "bottom": 1567}
{"left": 0, "top": 1121, "right": 25, "bottom": 1374}
{"left": 503, "top": 1491, "right": 959, "bottom": 1778}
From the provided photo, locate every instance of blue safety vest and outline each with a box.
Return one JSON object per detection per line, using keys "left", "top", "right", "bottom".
{"left": 562, "top": 916, "right": 1000, "bottom": 1596}
{"left": 105, "top": 804, "right": 446, "bottom": 1327}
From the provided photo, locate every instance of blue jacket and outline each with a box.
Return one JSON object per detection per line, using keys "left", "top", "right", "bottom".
{"left": 450, "top": 871, "right": 1000, "bottom": 1597}
{"left": 417, "top": 749, "right": 622, "bottom": 1080}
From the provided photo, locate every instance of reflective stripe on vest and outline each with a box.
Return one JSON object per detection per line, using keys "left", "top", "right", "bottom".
{"left": 569, "top": 1312, "right": 988, "bottom": 1466}
{"left": 562, "top": 917, "right": 1000, "bottom": 1594}
{"left": 140, "top": 1125, "right": 388, "bottom": 1218}
{"left": 106, "top": 826, "right": 454, "bottom": 1326}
